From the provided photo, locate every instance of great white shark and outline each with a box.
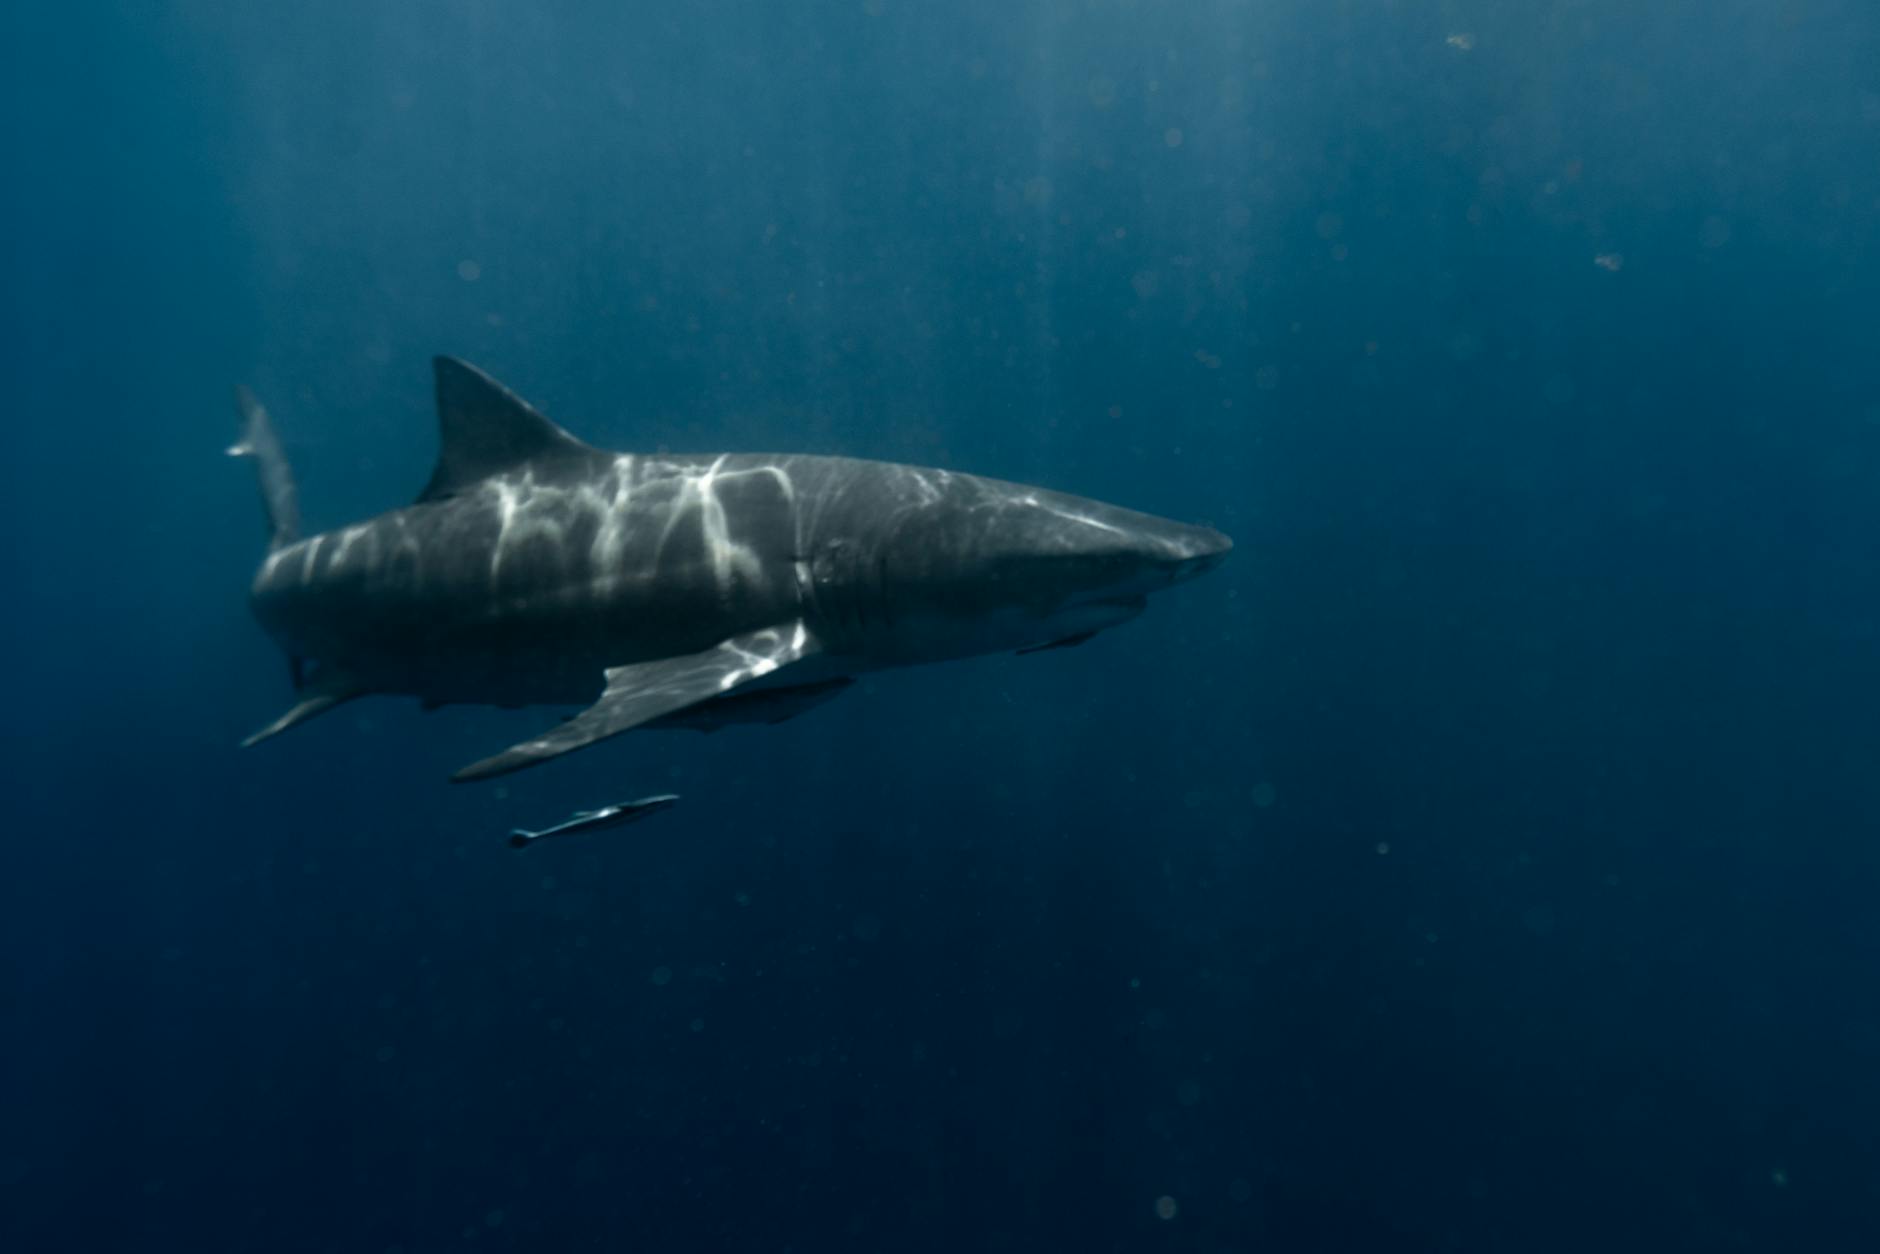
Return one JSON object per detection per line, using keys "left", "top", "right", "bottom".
{"left": 232, "top": 358, "right": 1231, "bottom": 782}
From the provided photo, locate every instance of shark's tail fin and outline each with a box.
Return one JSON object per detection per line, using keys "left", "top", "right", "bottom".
{"left": 227, "top": 385, "right": 301, "bottom": 551}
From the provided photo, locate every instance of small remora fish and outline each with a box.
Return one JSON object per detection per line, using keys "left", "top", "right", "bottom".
{"left": 508, "top": 794, "right": 680, "bottom": 849}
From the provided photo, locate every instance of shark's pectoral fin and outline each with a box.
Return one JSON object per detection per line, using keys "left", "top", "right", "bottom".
{"left": 643, "top": 677, "right": 854, "bottom": 733}
{"left": 241, "top": 683, "right": 363, "bottom": 748}
{"left": 451, "top": 621, "right": 821, "bottom": 782}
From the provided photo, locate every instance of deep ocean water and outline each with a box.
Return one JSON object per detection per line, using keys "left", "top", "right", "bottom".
{"left": 5, "top": 2, "right": 1879, "bottom": 1250}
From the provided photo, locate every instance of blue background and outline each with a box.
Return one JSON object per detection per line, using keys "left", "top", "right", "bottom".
{"left": 6, "top": 1, "right": 1880, "bottom": 1250}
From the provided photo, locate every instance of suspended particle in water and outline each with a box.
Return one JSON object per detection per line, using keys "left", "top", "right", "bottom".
{"left": 1155, "top": 1195, "right": 1179, "bottom": 1220}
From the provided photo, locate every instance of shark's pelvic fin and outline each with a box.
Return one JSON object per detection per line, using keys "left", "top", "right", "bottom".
{"left": 241, "top": 682, "right": 363, "bottom": 749}
{"left": 417, "top": 357, "right": 598, "bottom": 503}
{"left": 227, "top": 386, "right": 301, "bottom": 551}
{"left": 1016, "top": 630, "right": 1098, "bottom": 656}
{"left": 452, "top": 621, "right": 821, "bottom": 782}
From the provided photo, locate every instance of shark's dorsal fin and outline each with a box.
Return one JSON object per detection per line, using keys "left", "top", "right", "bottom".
{"left": 417, "top": 357, "right": 596, "bottom": 502}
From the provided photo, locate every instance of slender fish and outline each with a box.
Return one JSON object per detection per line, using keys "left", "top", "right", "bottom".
{"left": 508, "top": 794, "right": 681, "bottom": 849}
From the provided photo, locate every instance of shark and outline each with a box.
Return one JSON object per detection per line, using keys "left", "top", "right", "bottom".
{"left": 231, "top": 358, "right": 1231, "bottom": 782}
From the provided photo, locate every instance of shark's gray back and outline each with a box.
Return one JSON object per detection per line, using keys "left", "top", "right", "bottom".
{"left": 250, "top": 448, "right": 892, "bottom": 704}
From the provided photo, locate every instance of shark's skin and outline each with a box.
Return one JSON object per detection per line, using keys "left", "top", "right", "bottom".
{"left": 234, "top": 358, "right": 1231, "bottom": 780}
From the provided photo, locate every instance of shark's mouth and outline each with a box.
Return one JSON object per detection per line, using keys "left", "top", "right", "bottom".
{"left": 1051, "top": 593, "right": 1147, "bottom": 632}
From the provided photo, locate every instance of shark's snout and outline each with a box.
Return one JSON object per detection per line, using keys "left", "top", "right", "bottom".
{"left": 1174, "top": 525, "right": 1232, "bottom": 580}
{"left": 1177, "top": 524, "right": 1232, "bottom": 562}
{"left": 1135, "top": 519, "right": 1232, "bottom": 586}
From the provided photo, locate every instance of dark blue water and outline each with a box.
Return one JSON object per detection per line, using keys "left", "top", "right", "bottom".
{"left": 7, "top": 2, "right": 1879, "bottom": 1250}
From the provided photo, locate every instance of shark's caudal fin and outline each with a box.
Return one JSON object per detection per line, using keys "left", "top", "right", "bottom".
{"left": 227, "top": 386, "right": 301, "bottom": 551}
{"left": 416, "top": 357, "right": 599, "bottom": 503}
{"left": 452, "top": 621, "right": 821, "bottom": 782}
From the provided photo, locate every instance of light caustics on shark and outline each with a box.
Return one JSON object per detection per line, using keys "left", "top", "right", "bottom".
{"left": 231, "top": 357, "right": 1232, "bottom": 787}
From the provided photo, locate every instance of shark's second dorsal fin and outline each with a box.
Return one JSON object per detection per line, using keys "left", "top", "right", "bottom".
{"left": 417, "top": 357, "right": 596, "bottom": 503}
